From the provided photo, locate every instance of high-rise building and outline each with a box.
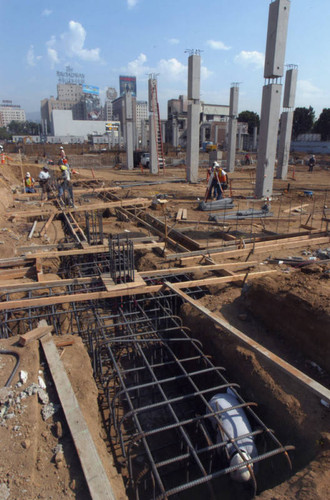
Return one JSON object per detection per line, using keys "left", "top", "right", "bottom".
{"left": 136, "top": 101, "right": 148, "bottom": 143}
{"left": 0, "top": 100, "right": 26, "bottom": 127}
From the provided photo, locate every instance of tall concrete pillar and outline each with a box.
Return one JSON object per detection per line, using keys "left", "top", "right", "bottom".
{"left": 172, "top": 119, "right": 178, "bottom": 148}
{"left": 124, "top": 92, "right": 134, "bottom": 170}
{"left": 141, "top": 119, "right": 148, "bottom": 150}
{"left": 255, "top": 0, "right": 290, "bottom": 198}
{"left": 148, "top": 76, "right": 159, "bottom": 174}
{"left": 252, "top": 126, "right": 258, "bottom": 150}
{"left": 186, "top": 53, "right": 201, "bottom": 183}
{"left": 277, "top": 65, "right": 298, "bottom": 179}
{"left": 227, "top": 84, "right": 239, "bottom": 173}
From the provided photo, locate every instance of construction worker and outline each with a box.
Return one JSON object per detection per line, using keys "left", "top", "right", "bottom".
{"left": 214, "top": 165, "right": 228, "bottom": 200}
{"left": 38, "top": 166, "right": 51, "bottom": 200}
{"left": 206, "top": 162, "right": 220, "bottom": 200}
{"left": 59, "top": 146, "right": 66, "bottom": 159}
{"left": 208, "top": 389, "right": 258, "bottom": 483}
{"left": 24, "top": 172, "right": 36, "bottom": 193}
{"left": 308, "top": 155, "right": 316, "bottom": 172}
{"left": 58, "top": 164, "right": 74, "bottom": 207}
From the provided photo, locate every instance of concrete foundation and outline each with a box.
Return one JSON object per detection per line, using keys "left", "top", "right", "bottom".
{"left": 255, "top": 84, "right": 282, "bottom": 198}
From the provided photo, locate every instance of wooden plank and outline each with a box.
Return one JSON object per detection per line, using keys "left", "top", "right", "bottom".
{"left": 7, "top": 198, "right": 150, "bottom": 218}
{"left": 23, "top": 241, "right": 162, "bottom": 259}
{"left": 40, "top": 334, "right": 116, "bottom": 500}
{"left": 0, "top": 276, "right": 97, "bottom": 292}
{"left": 181, "top": 209, "right": 187, "bottom": 220}
{"left": 0, "top": 257, "right": 34, "bottom": 268}
{"left": 0, "top": 271, "right": 274, "bottom": 311}
{"left": 164, "top": 282, "right": 330, "bottom": 405}
{"left": 139, "top": 261, "right": 258, "bottom": 277}
{"left": 283, "top": 203, "right": 309, "bottom": 213}
{"left": 40, "top": 213, "right": 55, "bottom": 237}
{"left": 28, "top": 221, "right": 37, "bottom": 239}
{"left": 176, "top": 208, "right": 183, "bottom": 221}
{"left": 19, "top": 322, "right": 53, "bottom": 346}
{"left": 0, "top": 268, "right": 29, "bottom": 279}
{"left": 177, "top": 236, "right": 330, "bottom": 265}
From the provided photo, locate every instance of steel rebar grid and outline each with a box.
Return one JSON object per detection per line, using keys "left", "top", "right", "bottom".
{"left": 109, "top": 235, "right": 135, "bottom": 284}
{"left": 85, "top": 210, "right": 104, "bottom": 245}
{"left": 84, "top": 295, "right": 294, "bottom": 499}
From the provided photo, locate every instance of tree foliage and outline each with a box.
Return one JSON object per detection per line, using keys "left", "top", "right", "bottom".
{"left": 238, "top": 111, "right": 260, "bottom": 135}
{"left": 292, "top": 107, "right": 315, "bottom": 139}
{"left": 0, "top": 127, "right": 11, "bottom": 140}
{"left": 313, "top": 108, "right": 330, "bottom": 140}
{"left": 7, "top": 120, "right": 40, "bottom": 136}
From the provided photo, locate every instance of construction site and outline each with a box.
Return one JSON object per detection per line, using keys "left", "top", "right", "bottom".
{"left": 0, "top": 1, "right": 329, "bottom": 499}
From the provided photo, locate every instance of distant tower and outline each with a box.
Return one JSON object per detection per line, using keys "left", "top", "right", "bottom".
{"left": 227, "top": 83, "right": 239, "bottom": 173}
{"left": 186, "top": 51, "right": 201, "bottom": 183}
{"left": 277, "top": 65, "right": 298, "bottom": 179}
{"left": 255, "top": 0, "right": 291, "bottom": 198}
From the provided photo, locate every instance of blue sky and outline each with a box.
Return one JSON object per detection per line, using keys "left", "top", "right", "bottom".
{"left": 0, "top": 0, "right": 329, "bottom": 120}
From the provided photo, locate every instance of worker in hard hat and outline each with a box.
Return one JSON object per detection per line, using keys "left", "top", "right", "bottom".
{"left": 308, "top": 155, "right": 316, "bottom": 172}
{"left": 59, "top": 146, "right": 66, "bottom": 159}
{"left": 24, "top": 172, "right": 36, "bottom": 193}
{"left": 58, "top": 164, "right": 74, "bottom": 207}
{"left": 208, "top": 389, "right": 258, "bottom": 483}
{"left": 38, "top": 166, "right": 51, "bottom": 201}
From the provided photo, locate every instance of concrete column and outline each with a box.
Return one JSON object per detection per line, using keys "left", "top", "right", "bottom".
{"left": 186, "top": 53, "right": 201, "bottom": 183}
{"left": 149, "top": 112, "right": 158, "bottom": 174}
{"left": 124, "top": 92, "right": 134, "bottom": 170}
{"left": 172, "top": 119, "right": 178, "bottom": 148}
{"left": 253, "top": 126, "right": 258, "bottom": 150}
{"left": 277, "top": 66, "right": 298, "bottom": 179}
{"left": 214, "top": 125, "right": 219, "bottom": 145}
{"left": 227, "top": 85, "right": 239, "bottom": 173}
{"left": 255, "top": 0, "right": 290, "bottom": 198}
{"left": 201, "top": 125, "right": 206, "bottom": 143}
{"left": 255, "top": 84, "right": 282, "bottom": 198}
{"left": 141, "top": 119, "right": 148, "bottom": 150}
{"left": 277, "top": 110, "right": 293, "bottom": 179}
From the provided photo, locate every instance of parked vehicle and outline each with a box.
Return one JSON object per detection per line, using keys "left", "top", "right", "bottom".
{"left": 140, "top": 152, "right": 164, "bottom": 169}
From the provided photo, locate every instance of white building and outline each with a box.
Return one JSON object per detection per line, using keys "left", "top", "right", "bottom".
{"left": 0, "top": 100, "right": 26, "bottom": 127}
{"left": 136, "top": 100, "right": 148, "bottom": 143}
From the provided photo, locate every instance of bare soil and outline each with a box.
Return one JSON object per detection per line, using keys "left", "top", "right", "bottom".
{"left": 0, "top": 151, "right": 329, "bottom": 499}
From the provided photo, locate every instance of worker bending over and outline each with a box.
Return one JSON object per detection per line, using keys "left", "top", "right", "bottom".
{"left": 208, "top": 389, "right": 258, "bottom": 482}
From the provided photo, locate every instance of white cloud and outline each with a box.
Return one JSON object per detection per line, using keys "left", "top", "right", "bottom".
{"left": 62, "top": 21, "right": 101, "bottom": 61}
{"left": 46, "top": 21, "right": 101, "bottom": 66}
{"left": 27, "top": 45, "right": 42, "bottom": 67}
{"left": 207, "top": 40, "right": 231, "bottom": 51}
{"left": 297, "top": 80, "right": 322, "bottom": 99}
{"left": 127, "top": 53, "right": 150, "bottom": 77}
{"left": 127, "top": 0, "right": 138, "bottom": 8}
{"left": 42, "top": 9, "right": 53, "bottom": 16}
{"left": 158, "top": 58, "right": 187, "bottom": 81}
{"left": 234, "top": 50, "right": 264, "bottom": 69}
{"left": 168, "top": 38, "right": 180, "bottom": 45}
{"left": 46, "top": 36, "right": 59, "bottom": 68}
{"left": 201, "top": 65, "right": 213, "bottom": 80}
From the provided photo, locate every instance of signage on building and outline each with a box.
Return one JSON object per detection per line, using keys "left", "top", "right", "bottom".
{"left": 82, "top": 84, "right": 100, "bottom": 96}
{"left": 105, "top": 121, "right": 120, "bottom": 132}
{"left": 119, "top": 76, "right": 136, "bottom": 97}
{"left": 57, "top": 66, "right": 85, "bottom": 85}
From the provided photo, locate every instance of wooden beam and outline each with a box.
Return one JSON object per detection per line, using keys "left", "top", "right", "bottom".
{"left": 40, "top": 334, "right": 116, "bottom": 500}
{"left": 0, "top": 276, "right": 98, "bottom": 292}
{"left": 7, "top": 198, "right": 150, "bottom": 218}
{"left": 0, "top": 271, "right": 275, "bottom": 311}
{"left": 0, "top": 268, "right": 30, "bottom": 280}
{"left": 19, "top": 321, "right": 53, "bottom": 346}
{"left": 40, "top": 213, "right": 55, "bottom": 237}
{"left": 164, "top": 282, "right": 330, "bottom": 405}
{"left": 177, "top": 236, "right": 330, "bottom": 265}
{"left": 24, "top": 241, "right": 162, "bottom": 259}
{"left": 176, "top": 208, "right": 183, "bottom": 221}
{"left": 139, "top": 261, "right": 258, "bottom": 277}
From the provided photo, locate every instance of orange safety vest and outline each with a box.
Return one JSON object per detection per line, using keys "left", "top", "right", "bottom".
{"left": 219, "top": 169, "right": 227, "bottom": 183}
{"left": 25, "top": 177, "right": 34, "bottom": 187}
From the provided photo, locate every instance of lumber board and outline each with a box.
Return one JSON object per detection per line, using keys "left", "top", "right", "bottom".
{"left": 283, "top": 203, "right": 309, "bottom": 213}
{"left": 15, "top": 185, "right": 121, "bottom": 200}
{"left": 40, "top": 213, "right": 55, "bottom": 236}
{"left": 7, "top": 198, "right": 150, "bottom": 218}
{"left": 165, "top": 282, "right": 330, "bottom": 405}
{"left": 19, "top": 322, "right": 53, "bottom": 346}
{"left": 176, "top": 208, "right": 183, "bottom": 221}
{"left": 23, "top": 241, "right": 162, "bottom": 259}
{"left": 139, "top": 261, "right": 258, "bottom": 277}
{"left": 0, "top": 257, "right": 34, "bottom": 268}
{"left": 0, "top": 268, "right": 30, "bottom": 279}
{"left": 40, "top": 334, "right": 116, "bottom": 500}
{"left": 0, "top": 271, "right": 274, "bottom": 311}
{"left": 0, "top": 276, "right": 98, "bottom": 292}
{"left": 177, "top": 236, "right": 330, "bottom": 265}
{"left": 181, "top": 209, "right": 187, "bottom": 220}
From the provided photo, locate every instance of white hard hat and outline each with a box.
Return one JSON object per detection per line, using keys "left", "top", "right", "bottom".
{"left": 213, "top": 161, "right": 219, "bottom": 167}
{"left": 26, "top": 172, "right": 31, "bottom": 177}
{"left": 60, "top": 146, "right": 64, "bottom": 150}
{"left": 230, "top": 451, "right": 252, "bottom": 482}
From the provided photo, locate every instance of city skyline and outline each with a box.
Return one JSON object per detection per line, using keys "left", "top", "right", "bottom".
{"left": 1, "top": 0, "right": 329, "bottom": 121}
